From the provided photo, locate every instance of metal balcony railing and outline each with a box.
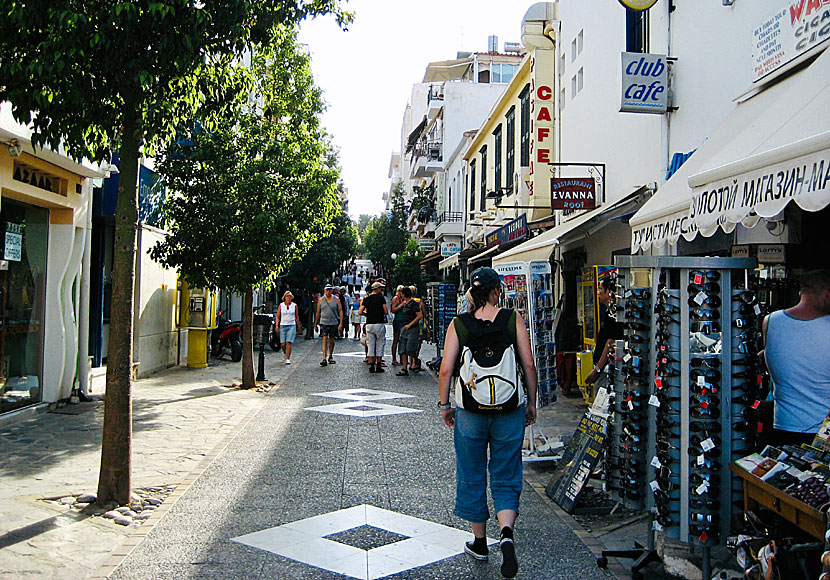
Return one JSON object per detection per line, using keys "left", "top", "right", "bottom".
{"left": 435, "top": 211, "right": 463, "bottom": 225}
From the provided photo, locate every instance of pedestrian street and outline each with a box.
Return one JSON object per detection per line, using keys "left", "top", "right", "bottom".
{"left": 107, "top": 333, "right": 615, "bottom": 580}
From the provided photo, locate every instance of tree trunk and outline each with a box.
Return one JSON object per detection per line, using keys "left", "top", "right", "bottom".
{"left": 97, "top": 108, "right": 139, "bottom": 506}
{"left": 241, "top": 286, "right": 255, "bottom": 388}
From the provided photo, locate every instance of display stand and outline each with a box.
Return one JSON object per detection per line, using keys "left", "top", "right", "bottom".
{"left": 425, "top": 283, "right": 457, "bottom": 370}
{"left": 494, "top": 260, "right": 560, "bottom": 462}
{"left": 602, "top": 256, "right": 759, "bottom": 579}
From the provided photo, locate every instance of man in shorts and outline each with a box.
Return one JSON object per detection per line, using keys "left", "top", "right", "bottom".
{"left": 315, "top": 284, "right": 343, "bottom": 366}
{"left": 395, "top": 286, "right": 422, "bottom": 376}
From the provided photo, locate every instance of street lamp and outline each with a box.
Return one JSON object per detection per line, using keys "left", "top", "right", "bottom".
{"left": 253, "top": 313, "right": 272, "bottom": 381}
{"left": 391, "top": 253, "right": 397, "bottom": 261}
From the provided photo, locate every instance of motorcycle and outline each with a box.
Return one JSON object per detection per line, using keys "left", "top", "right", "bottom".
{"left": 211, "top": 310, "right": 243, "bottom": 362}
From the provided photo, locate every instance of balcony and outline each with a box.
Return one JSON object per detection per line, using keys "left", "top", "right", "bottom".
{"left": 427, "top": 84, "right": 444, "bottom": 120}
{"left": 435, "top": 211, "right": 464, "bottom": 239}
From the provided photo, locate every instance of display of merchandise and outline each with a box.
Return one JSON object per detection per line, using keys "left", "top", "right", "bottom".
{"left": 610, "top": 256, "right": 761, "bottom": 555}
{"left": 494, "top": 261, "right": 558, "bottom": 408}
{"left": 426, "top": 283, "right": 457, "bottom": 350}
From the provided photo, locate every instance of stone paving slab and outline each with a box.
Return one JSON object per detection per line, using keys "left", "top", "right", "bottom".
{"left": 0, "top": 338, "right": 311, "bottom": 579}
{"left": 104, "top": 337, "right": 615, "bottom": 580}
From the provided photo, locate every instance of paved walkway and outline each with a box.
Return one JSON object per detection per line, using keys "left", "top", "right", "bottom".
{"left": 1, "top": 330, "right": 615, "bottom": 579}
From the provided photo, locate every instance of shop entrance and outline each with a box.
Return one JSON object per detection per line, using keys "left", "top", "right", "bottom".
{"left": 0, "top": 199, "right": 48, "bottom": 413}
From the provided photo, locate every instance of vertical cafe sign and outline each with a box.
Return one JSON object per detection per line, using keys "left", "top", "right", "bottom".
{"left": 752, "top": 1, "right": 830, "bottom": 82}
{"left": 529, "top": 48, "right": 556, "bottom": 203}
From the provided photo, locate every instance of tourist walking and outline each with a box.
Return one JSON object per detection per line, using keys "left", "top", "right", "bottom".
{"left": 275, "top": 291, "right": 303, "bottom": 365}
{"left": 359, "top": 281, "right": 389, "bottom": 373}
{"left": 349, "top": 291, "right": 362, "bottom": 340}
{"left": 395, "top": 286, "right": 422, "bottom": 377}
{"left": 390, "top": 285, "right": 404, "bottom": 366}
{"left": 315, "top": 284, "right": 343, "bottom": 366}
{"left": 410, "top": 285, "right": 425, "bottom": 373}
{"left": 436, "top": 267, "right": 538, "bottom": 578}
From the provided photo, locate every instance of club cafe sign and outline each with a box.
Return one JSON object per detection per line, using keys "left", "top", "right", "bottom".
{"left": 620, "top": 53, "right": 669, "bottom": 114}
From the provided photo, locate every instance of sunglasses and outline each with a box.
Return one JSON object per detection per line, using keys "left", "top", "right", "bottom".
{"left": 626, "top": 299, "right": 650, "bottom": 310}
{"left": 690, "top": 512, "right": 720, "bottom": 524}
{"left": 656, "top": 439, "right": 680, "bottom": 452}
{"left": 656, "top": 303, "right": 682, "bottom": 315}
{"left": 657, "top": 354, "right": 680, "bottom": 365}
{"left": 692, "top": 321, "right": 722, "bottom": 334}
{"left": 628, "top": 334, "right": 648, "bottom": 344}
{"left": 689, "top": 499, "right": 720, "bottom": 510}
{"left": 691, "top": 368, "right": 721, "bottom": 381}
{"left": 690, "top": 472, "right": 721, "bottom": 486}
{"left": 655, "top": 330, "right": 679, "bottom": 342}
{"left": 691, "top": 357, "right": 721, "bottom": 369}
{"left": 733, "top": 317, "right": 756, "bottom": 329}
{"left": 629, "top": 288, "right": 651, "bottom": 299}
{"left": 626, "top": 307, "right": 649, "bottom": 319}
{"left": 692, "top": 394, "right": 720, "bottom": 407}
{"left": 736, "top": 303, "right": 757, "bottom": 316}
{"left": 691, "top": 383, "right": 719, "bottom": 395}
{"left": 688, "top": 282, "right": 722, "bottom": 294}
{"left": 688, "top": 294, "right": 722, "bottom": 307}
{"left": 691, "top": 458, "right": 721, "bottom": 471}
{"left": 691, "top": 406, "right": 721, "bottom": 419}
{"left": 689, "top": 525, "right": 719, "bottom": 540}
{"left": 733, "top": 290, "right": 757, "bottom": 304}
{"left": 691, "top": 309, "right": 720, "bottom": 320}
{"left": 627, "top": 321, "right": 650, "bottom": 332}
{"left": 690, "top": 271, "right": 721, "bottom": 282}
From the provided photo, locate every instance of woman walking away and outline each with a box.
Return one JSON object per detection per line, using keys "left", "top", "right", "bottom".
{"left": 349, "top": 291, "right": 362, "bottom": 340}
{"left": 276, "top": 291, "right": 303, "bottom": 364}
{"left": 359, "top": 281, "right": 389, "bottom": 373}
{"left": 390, "top": 286, "right": 405, "bottom": 365}
{"left": 437, "top": 267, "right": 537, "bottom": 578}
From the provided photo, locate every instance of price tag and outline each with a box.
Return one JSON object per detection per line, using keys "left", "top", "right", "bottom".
{"left": 653, "top": 521, "right": 664, "bottom": 532}
{"left": 625, "top": 289, "right": 633, "bottom": 298}
{"left": 654, "top": 377, "right": 663, "bottom": 389}
{"left": 697, "top": 454, "right": 705, "bottom": 466}
{"left": 700, "top": 400, "right": 709, "bottom": 410}
{"left": 701, "top": 438, "right": 716, "bottom": 452}
{"left": 752, "top": 400, "right": 761, "bottom": 409}
{"left": 695, "top": 482, "right": 709, "bottom": 495}
{"left": 659, "top": 344, "right": 666, "bottom": 351}
{"left": 694, "top": 273, "right": 703, "bottom": 285}
{"left": 623, "top": 353, "right": 632, "bottom": 363}
{"left": 628, "top": 399, "right": 634, "bottom": 411}
{"left": 648, "top": 394, "right": 661, "bottom": 408}
{"left": 694, "top": 291, "right": 707, "bottom": 305}
{"left": 754, "top": 304, "right": 762, "bottom": 315}
{"left": 698, "top": 531, "right": 709, "bottom": 543}
{"left": 624, "top": 341, "right": 629, "bottom": 350}
{"left": 649, "top": 480, "right": 660, "bottom": 492}
{"left": 624, "top": 426, "right": 632, "bottom": 437}
{"left": 697, "top": 375, "right": 706, "bottom": 386}
{"left": 651, "top": 456, "right": 662, "bottom": 468}
{"left": 632, "top": 356, "right": 641, "bottom": 367}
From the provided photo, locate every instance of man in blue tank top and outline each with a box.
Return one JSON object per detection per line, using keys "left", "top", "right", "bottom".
{"left": 763, "top": 269, "right": 830, "bottom": 445}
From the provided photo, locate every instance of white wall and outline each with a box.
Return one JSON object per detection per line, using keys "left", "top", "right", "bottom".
{"left": 557, "top": 0, "right": 664, "bottom": 204}
{"left": 135, "top": 225, "right": 179, "bottom": 377}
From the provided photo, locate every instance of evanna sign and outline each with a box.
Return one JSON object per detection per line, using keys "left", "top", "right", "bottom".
{"left": 620, "top": 53, "right": 669, "bottom": 114}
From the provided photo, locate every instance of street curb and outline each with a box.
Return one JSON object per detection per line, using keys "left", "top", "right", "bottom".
{"left": 87, "top": 348, "right": 310, "bottom": 579}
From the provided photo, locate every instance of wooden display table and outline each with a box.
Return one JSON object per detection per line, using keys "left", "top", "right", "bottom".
{"left": 729, "top": 462, "right": 828, "bottom": 540}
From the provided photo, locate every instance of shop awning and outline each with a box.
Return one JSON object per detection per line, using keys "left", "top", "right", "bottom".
{"left": 494, "top": 187, "right": 647, "bottom": 266}
{"left": 467, "top": 245, "right": 500, "bottom": 265}
{"left": 688, "top": 48, "right": 830, "bottom": 237}
{"left": 423, "top": 58, "right": 473, "bottom": 83}
{"left": 420, "top": 250, "right": 442, "bottom": 265}
{"left": 628, "top": 52, "right": 818, "bottom": 252}
{"left": 439, "top": 253, "right": 460, "bottom": 270}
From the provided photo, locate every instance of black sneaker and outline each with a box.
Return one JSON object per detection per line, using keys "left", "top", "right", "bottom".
{"left": 320, "top": 359, "right": 327, "bottom": 366}
{"left": 464, "top": 540, "right": 488, "bottom": 561}
{"left": 368, "top": 365, "right": 377, "bottom": 373}
{"left": 500, "top": 538, "right": 518, "bottom": 578}
{"left": 374, "top": 365, "right": 385, "bottom": 373}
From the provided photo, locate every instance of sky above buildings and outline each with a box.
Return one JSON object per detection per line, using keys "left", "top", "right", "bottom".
{"left": 298, "top": 1, "right": 533, "bottom": 219}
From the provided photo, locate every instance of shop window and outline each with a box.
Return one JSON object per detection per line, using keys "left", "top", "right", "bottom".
{"left": 0, "top": 200, "right": 48, "bottom": 413}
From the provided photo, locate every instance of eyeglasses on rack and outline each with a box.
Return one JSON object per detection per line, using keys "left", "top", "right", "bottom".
{"left": 733, "top": 290, "right": 757, "bottom": 304}
{"left": 688, "top": 294, "right": 722, "bottom": 307}
{"left": 690, "top": 271, "right": 721, "bottom": 282}
{"left": 688, "top": 282, "right": 721, "bottom": 294}
{"left": 627, "top": 321, "right": 650, "bottom": 332}
{"left": 691, "top": 368, "right": 722, "bottom": 381}
{"left": 691, "top": 357, "right": 721, "bottom": 369}
{"left": 656, "top": 303, "right": 682, "bottom": 315}
{"left": 691, "top": 321, "right": 722, "bottom": 334}
{"left": 690, "top": 309, "right": 721, "bottom": 320}
{"left": 629, "top": 288, "right": 651, "bottom": 299}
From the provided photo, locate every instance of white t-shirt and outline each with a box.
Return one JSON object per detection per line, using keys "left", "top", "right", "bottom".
{"left": 279, "top": 302, "right": 297, "bottom": 326}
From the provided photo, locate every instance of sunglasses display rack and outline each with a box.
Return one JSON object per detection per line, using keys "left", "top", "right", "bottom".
{"left": 530, "top": 262, "right": 557, "bottom": 407}
{"left": 607, "top": 280, "right": 655, "bottom": 510}
{"left": 426, "top": 282, "right": 458, "bottom": 351}
{"left": 611, "top": 256, "right": 759, "bottom": 573}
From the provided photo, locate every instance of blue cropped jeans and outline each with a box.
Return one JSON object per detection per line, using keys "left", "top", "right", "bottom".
{"left": 453, "top": 404, "right": 525, "bottom": 523}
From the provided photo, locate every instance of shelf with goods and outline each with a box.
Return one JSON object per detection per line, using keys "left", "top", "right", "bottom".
{"left": 425, "top": 283, "right": 458, "bottom": 350}
{"left": 610, "top": 256, "right": 760, "bottom": 575}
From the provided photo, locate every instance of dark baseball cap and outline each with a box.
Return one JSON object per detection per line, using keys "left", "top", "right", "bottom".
{"left": 470, "top": 267, "right": 501, "bottom": 290}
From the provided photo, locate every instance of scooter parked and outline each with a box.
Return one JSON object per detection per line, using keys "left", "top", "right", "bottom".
{"left": 211, "top": 310, "right": 243, "bottom": 362}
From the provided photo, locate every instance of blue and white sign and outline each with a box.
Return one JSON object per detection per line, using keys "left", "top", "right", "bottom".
{"left": 620, "top": 52, "right": 669, "bottom": 114}
{"left": 4, "top": 224, "right": 22, "bottom": 262}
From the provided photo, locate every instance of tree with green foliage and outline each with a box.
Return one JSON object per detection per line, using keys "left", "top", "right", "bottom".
{"left": 393, "top": 239, "right": 425, "bottom": 293}
{"left": 356, "top": 214, "right": 372, "bottom": 237}
{"left": 284, "top": 206, "right": 357, "bottom": 292}
{"left": 152, "top": 27, "right": 341, "bottom": 391}
{"left": 0, "top": 0, "right": 350, "bottom": 505}
{"left": 364, "top": 180, "right": 408, "bottom": 274}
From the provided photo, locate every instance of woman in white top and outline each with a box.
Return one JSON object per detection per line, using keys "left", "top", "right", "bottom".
{"left": 275, "top": 291, "right": 303, "bottom": 364}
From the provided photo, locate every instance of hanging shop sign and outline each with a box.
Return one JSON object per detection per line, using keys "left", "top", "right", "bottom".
{"left": 758, "top": 244, "right": 786, "bottom": 263}
{"left": 440, "top": 241, "right": 461, "bottom": 257}
{"left": 418, "top": 239, "right": 437, "bottom": 252}
{"left": 485, "top": 214, "right": 528, "bottom": 249}
{"left": 550, "top": 178, "right": 596, "bottom": 210}
{"left": 4, "top": 223, "right": 23, "bottom": 262}
{"left": 620, "top": 52, "right": 669, "bottom": 114}
{"left": 752, "top": 1, "right": 830, "bottom": 82}
{"left": 618, "top": 0, "right": 658, "bottom": 10}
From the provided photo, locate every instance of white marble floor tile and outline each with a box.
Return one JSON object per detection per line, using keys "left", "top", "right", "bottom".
{"left": 305, "top": 401, "right": 421, "bottom": 417}
{"left": 309, "top": 388, "right": 415, "bottom": 401}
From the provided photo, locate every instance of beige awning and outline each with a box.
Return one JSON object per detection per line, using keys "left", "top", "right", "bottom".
{"left": 468, "top": 245, "right": 501, "bottom": 265}
{"left": 439, "top": 253, "right": 460, "bottom": 270}
{"left": 688, "top": 48, "right": 830, "bottom": 237}
{"left": 629, "top": 50, "right": 821, "bottom": 251}
{"left": 423, "top": 58, "right": 473, "bottom": 83}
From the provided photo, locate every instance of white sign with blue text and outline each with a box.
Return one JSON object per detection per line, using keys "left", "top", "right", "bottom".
{"left": 620, "top": 52, "right": 669, "bottom": 114}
